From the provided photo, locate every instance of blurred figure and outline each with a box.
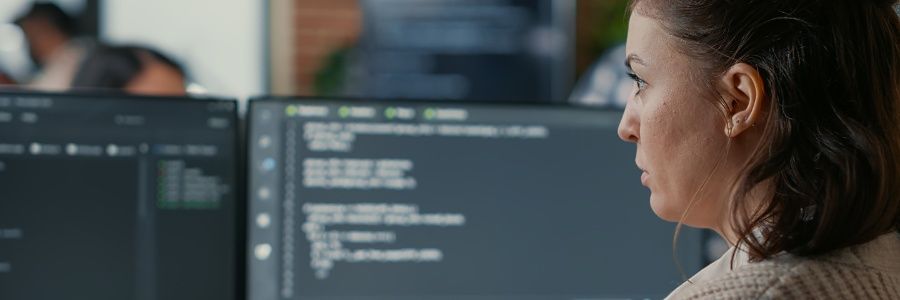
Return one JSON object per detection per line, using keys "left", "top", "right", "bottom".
{"left": 71, "top": 45, "right": 187, "bottom": 96}
{"left": 14, "top": 3, "right": 92, "bottom": 90}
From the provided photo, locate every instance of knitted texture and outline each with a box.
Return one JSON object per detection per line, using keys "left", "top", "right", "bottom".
{"left": 674, "top": 232, "right": 900, "bottom": 299}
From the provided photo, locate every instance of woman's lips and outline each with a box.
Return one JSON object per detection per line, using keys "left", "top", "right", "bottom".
{"left": 641, "top": 171, "right": 649, "bottom": 186}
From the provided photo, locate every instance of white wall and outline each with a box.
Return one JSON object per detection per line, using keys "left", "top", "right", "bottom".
{"left": 102, "top": 0, "right": 266, "bottom": 104}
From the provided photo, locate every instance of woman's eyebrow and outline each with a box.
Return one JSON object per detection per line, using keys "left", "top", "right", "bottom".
{"left": 625, "top": 53, "right": 647, "bottom": 71}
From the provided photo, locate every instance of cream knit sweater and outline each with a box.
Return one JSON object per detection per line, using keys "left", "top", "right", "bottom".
{"left": 670, "top": 231, "right": 900, "bottom": 299}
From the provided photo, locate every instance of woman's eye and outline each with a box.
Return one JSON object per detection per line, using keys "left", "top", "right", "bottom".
{"left": 627, "top": 72, "right": 647, "bottom": 95}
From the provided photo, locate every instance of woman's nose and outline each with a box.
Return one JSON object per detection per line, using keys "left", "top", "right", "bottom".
{"left": 618, "top": 100, "right": 640, "bottom": 143}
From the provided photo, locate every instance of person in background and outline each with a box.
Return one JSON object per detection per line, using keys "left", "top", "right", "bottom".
{"left": 71, "top": 45, "right": 187, "bottom": 96}
{"left": 14, "top": 3, "right": 93, "bottom": 90}
{"left": 617, "top": 0, "right": 899, "bottom": 298}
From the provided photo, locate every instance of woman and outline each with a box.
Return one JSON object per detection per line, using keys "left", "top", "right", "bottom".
{"left": 617, "top": 0, "right": 900, "bottom": 298}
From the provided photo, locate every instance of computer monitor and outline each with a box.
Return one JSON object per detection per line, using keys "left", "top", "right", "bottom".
{"left": 324, "top": 0, "right": 576, "bottom": 102}
{"left": 247, "top": 97, "right": 703, "bottom": 300}
{"left": 0, "top": 92, "right": 241, "bottom": 300}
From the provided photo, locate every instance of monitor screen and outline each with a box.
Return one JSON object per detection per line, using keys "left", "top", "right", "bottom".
{"left": 247, "top": 97, "right": 703, "bottom": 300}
{"left": 0, "top": 92, "right": 241, "bottom": 300}
{"left": 307, "top": 0, "right": 574, "bottom": 102}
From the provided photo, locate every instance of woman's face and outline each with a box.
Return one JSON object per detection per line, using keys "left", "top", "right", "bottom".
{"left": 617, "top": 11, "right": 734, "bottom": 229}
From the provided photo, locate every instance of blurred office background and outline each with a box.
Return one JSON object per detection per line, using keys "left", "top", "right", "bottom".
{"left": 0, "top": 0, "right": 634, "bottom": 107}
{"left": 0, "top": 0, "right": 727, "bottom": 265}
{"left": 0, "top": 1, "right": 733, "bottom": 298}
{"left": 0, "top": 0, "right": 728, "bottom": 261}
{"left": 0, "top": 0, "right": 264, "bottom": 99}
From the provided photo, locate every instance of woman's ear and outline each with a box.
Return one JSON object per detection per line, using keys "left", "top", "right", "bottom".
{"left": 719, "top": 63, "right": 767, "bottom": 137}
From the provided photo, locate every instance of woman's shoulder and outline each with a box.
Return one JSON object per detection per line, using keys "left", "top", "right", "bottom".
{"left": 677, "top": 232, "right": 900, "bottom": 299}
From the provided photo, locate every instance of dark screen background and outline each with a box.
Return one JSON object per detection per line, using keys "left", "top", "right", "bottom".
{"left": 0, "top": 93, "right": 239, "bottom": 300}
{"left": 248, "top": 99, "right": 703, "bottom": 300}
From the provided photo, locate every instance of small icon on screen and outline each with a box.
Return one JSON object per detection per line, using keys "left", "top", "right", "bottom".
{"left": 29, "top": 143, "right": 41, "bottom": 155}
{"left": 256, "top": 213, "right": 271, "bottom": 228}
{"left": 66, "top": 144, "right": 77, "bottom": 156}
{"left": 254, "top": 243, "right": 272, "bottom": 260}
{"left": 259, "top": 135, "right": 271, "bottom": 148}
{"left": 106, "top": 144, "right": 119, "bottom": 156}
{"left": 261, "top": 158, "right": 275, "bottom": 171}
{"left": 258, "top": 187, "right": 271, "bottom": 200}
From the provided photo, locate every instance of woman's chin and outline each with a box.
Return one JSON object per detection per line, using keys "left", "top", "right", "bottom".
{"left": 649, "top": 193, "right": 684, "bottom": 223}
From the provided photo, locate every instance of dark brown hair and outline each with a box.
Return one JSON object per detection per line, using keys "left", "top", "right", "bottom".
{"left": 71, "top": 45, "right": 187, "bottom": 90}
{"left": 14, "top": 3, "right": 77, "bottom": 37}
{"left": 631, "top": 0, "right": 900, "bottom": 260}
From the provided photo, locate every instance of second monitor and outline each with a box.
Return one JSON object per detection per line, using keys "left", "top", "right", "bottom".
{"left": 247, "top": 97, "right": 703, "bottom": 300}
{"left": 0, "top": 92, "right": 240, "bottom": 300}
